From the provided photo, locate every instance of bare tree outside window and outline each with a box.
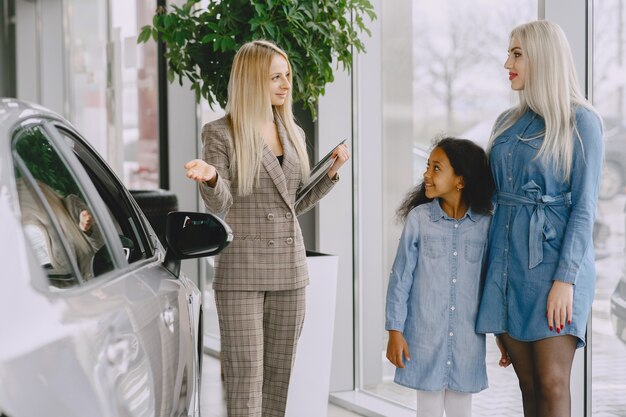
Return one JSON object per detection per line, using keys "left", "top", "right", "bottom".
{"left": 412, "top": 0, "right": 534, "bottom": 143}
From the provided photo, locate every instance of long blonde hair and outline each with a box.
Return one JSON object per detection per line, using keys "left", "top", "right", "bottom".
{"left": 490, "top": 20, "right": 598, "bottom": 179}
{"left": 225, "top": 40, "right": 310, "bottom": 196}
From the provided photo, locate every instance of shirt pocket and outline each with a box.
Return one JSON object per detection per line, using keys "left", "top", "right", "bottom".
{"left": 518, "top": 137, "right": 542, "bottom": 149}
{"left": 490, "top": 134, "right": 513, "bottom": 149}
{"left": 423, "top": 234, "right": 446, "bottom": 259}
{"left": 464, "top": 239, "right": 484, "bottom": 263}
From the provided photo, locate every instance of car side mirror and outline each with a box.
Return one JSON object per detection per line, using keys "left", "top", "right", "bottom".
{"left": 165, "top": 211, "right": 233, "bottom": 259}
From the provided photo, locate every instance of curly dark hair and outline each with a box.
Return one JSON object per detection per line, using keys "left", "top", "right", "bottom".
{"left": 396, "top": 137, "right": 495, "bottom": 222}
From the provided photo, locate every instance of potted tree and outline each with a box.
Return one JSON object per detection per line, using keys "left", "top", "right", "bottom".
{"left": 138, "top": 0, "right": 376, "bottom": 118}
{"left": 135, "top": 0, "right": 374, "bottom": 246}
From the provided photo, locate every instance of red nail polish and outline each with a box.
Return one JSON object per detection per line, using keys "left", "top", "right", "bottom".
{"left": 549, "top": 326, "right": 553, "bottom": 331}
{"left": 556, "top": 328, "right": 561, "bottom": 334}
{"left": 568, "top": 320, "right": 571, "bottom": 325}
{"left": 560, "top": 324, "right": 564, "bottom": 330}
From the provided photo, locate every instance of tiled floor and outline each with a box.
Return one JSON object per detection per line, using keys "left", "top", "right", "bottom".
{"left": 200, "top": 353, "right": 362, "bottom": 417}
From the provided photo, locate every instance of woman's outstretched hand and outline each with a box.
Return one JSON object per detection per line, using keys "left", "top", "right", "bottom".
{"left": 185, "top": 159, "right": 217, "bottom": 187}
{"left": 327, "top": 143, "right": 351, "bottom": 179}
{"left": 386, "top": 330, "right": 411, "bottom": 368}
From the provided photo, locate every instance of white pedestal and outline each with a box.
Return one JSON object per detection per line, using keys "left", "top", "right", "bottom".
{"left": 285, "top": 251, "right": 339, "bottom": 417}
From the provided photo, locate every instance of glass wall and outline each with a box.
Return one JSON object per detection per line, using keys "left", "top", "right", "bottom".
{"left": 368, "top": 1, "right": 537, "bottom": 414}
{"left": 592, "top": 1, "right": 626, "bottom": 415}
{"left": 65, "top": 0, "right": 160, "bottom": 189}
{"left": 65, "top": 0, "right": 108, "bottom": 158}
{"left": 354, "top": 1, "right": 626, "bottom": 416}
{"left": 110, "top": 0, "right": 161, "bottom": 189}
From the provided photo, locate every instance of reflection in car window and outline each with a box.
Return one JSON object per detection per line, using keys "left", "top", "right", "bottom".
{"left": 17, "top": 178, "right": 80, "bottom": 288}
{"left": 56, "top": 127, "right": 152, "bottom": 263}
{"left": 13, "top": 126, "right": 114, "bottom": 287}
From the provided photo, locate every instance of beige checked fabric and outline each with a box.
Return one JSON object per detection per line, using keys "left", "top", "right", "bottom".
{"left": 198, "top": 115, "right": 338, "bottom": 416}
{"left": 215, "top": 289, "right": 306, "bottom": 417}
{"left": 198, "top": 115, "right": 337, "bottom": 292}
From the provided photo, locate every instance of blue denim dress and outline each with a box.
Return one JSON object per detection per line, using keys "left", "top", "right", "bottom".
{"left": 386, "top": 200, "right": 491, "bottom": 393}
{"left": 476, "top": 107, "right": 604, "bottom": 348}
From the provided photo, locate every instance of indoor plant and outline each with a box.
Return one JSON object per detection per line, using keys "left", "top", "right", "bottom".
{"left": 138, "top": 0, "right": 376, "bottom": 117}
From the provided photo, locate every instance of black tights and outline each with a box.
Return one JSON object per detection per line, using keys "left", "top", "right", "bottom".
{"left": 500, "top": 334, "right": 578, "bottom": 417}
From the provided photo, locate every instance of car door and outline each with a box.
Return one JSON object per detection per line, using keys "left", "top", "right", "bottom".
{"left": 9, "top": 118, "right": 199, "bottom": 417}
{"left": 9, "top": 120, "right": 145, "bottom": 417}
{"left": 49, "top": 122, "right": 201, "bottom": 417}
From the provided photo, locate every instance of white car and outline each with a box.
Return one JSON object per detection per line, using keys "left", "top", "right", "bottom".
{"left": 0, "top": 98, "right": 232, "bottom": 417}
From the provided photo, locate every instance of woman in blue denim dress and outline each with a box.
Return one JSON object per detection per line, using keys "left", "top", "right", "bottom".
{"left": 475, "top": 21, "right": 604, "bottom": 417}
{"left": 386, "top": 138, "right": 494, "bottom": 417}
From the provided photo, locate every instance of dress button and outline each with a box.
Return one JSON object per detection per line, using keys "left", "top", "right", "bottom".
{"left": 268, "top": 240, "right": 275, "bottom": 247}
{"left": 453, "top": 251, "right": 457, "bottom": 256}
{"left": 505, "top": 224, "right": 509, "bottom": 229}
{"left": 447, "top": 361, "right": 451, "bottom": 366}
{"left": 508, "top": 177, "right": 512, "bottom": 181}
{"left": 286, "top": 213, "right": 293, "bottom": 219}
{"left": 450, "top": 306, "right": 455, "bottom": 311}
{"left": 449, "top": 332, "right": 454, "bottom": 337}
{"left": 286, "top": 237, "right": 294, "bottom": 245}
{"left": 452, "top": 279, "right": 457, "bottom": 283}
{"left": 267, "top": 213, "right": 275, "bottom": 220}
{"left": 454, "top": 224, "right": 458, "bottom": 228}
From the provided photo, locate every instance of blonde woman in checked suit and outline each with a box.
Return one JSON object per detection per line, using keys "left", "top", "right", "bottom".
{"left": 184, "top": 40, "right": 350, "bottom": 417}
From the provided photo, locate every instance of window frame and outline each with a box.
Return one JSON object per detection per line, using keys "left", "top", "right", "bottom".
{"left": 11, "top": 120, "right": 123, "bottom": 287}
{"left": 52, "top": 123, "right": 158, "bottom": 264}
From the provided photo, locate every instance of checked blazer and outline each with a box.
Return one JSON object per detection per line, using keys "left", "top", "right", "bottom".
{"left": 198, "top": 115, "right": 337, "bottom": 292}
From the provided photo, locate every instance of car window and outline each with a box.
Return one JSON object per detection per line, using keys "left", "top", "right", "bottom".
{"left": 12, "top": 126, "right": 115, "bottom": 288}
{"left": 55, "top": 126, "right": 154, "bottom": 263}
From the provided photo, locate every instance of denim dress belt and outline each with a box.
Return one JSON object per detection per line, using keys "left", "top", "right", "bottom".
{"left": 496, "top": 180, "right": 572, "bottom": 269}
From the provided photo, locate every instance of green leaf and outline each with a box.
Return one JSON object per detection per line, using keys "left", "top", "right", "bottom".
{"left": 174, "top": 31, "right": 187, "bottom": 47}
{"left": 264, "top": 23, "right": 276, "bottom": 39}
{"left": 182, "top": 1, "right": 197, "bottom": 14}
{"left": 137, "top": 26, "right": 151, "bottom": 44}
{"left": 147, "top": 0, "right": 376, "bottom": 118}
{"left": 222, "top": 36, "right": 236, "bottom": 51}
{"left": 253, "top": 2, "right": 267, "bottom": 16}
{"left": 163, "top": 14, "right": 172, "bottom": 29}
{"left": 249, "top": 17, "right": 262, "bottom": 32}
{"left": 205, "top": 22, "right": 220, "bottom": 32}
{"left": 201, "top": 34, "right": 218, "bottom": 43}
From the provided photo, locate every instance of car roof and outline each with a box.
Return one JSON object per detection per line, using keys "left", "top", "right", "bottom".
{"left": 0, "top": 98, "right": 70, "bottom": 137}
{"left": 0, "top": 98, "right": 92, "bottom": 234}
